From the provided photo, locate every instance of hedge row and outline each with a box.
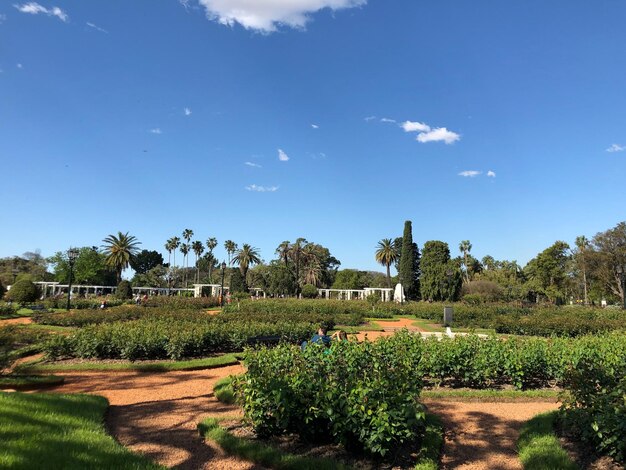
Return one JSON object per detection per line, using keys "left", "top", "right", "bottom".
{"left": 235, "top": 331, "right": 626, "bottom": 458}
{"left": 43, "top": 318, "right": 316, "bottom": 361}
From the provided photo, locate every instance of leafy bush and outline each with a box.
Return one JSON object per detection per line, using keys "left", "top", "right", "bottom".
{"left": 5, "top": 280, "right": 39, "bottom": 304}
{"left": 41, "top": 297, "right": 126, "bottom": 310}
{"left": 233, "top": 331, "right": 426, "bottom": 457}
{"left": 561, "top": 357, "right": 626, "bottom": 463}
{"left": 143, "top": 296, "right": 220, "bottom": 309}
{"left": 461, "top": 280, "right": 504, "bottom": 302}
{"left": 43, "top": 315, "right": 316, "bottom": 361}
{"left": 0, "top": 303, "right": 17, "bottom": 317}
{"left": 116, "top": 281, "right": 133, "bottom": 300}
{"left": 300, "top": 284, "right": 318, "bottom": 299}
{"left": 34, "top": 306, "right": 144, "bottom": 327}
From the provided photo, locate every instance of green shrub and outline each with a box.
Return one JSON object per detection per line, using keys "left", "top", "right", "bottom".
{"left": 0, "top": 303, "right": 16, "bottom": 317}
{"left": 0, "top": 280, "right": 5, "bottom": 299}
{"left": 561, "top": 357, "right": 626, "bottom": 463}
{"left": 34, "top": 306, "right": 143, "bottom": 327}
{"left": 5, "top": 280, "right": 39, "bottom": 304}
{"left": 233, "top": 331, "right": 426, "bottom": 457}
{"left": 300, "top": 284, "right": 318, "bottom": 299}
{"left": 116, "top": 281, "right": 132, "bottom": 300}
{"left": 41, "top": 297, "right": 125, "bottom": 310}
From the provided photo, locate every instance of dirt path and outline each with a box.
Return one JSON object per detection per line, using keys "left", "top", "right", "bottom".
{"left": 423, "top": 399, "right": 560, "bottom": 470}
{"left": 352, "top": 317, "right": 427, "bottom": 341}
{"left": 49, "top": 364, "right": 264, "bottom": 470}
{"left": 0, "top": 317, "right": 33, "bottom": 326}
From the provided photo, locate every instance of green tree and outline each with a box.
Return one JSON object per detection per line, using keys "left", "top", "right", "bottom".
{"left": 102, "top": 232, "right": 141, "bottom": 283}
{"left": 130, "top": 250, "right": 164, "bottom": 275}
{"left": 192, "top": 241, "right": 205, "bottom": 283}
{"left": 332, "top": 269, "right": 369, "bottom": 290}
{"left": 524, "top": 241, "right": 571, "bottom": 303}
{"left": 232, "top": 244, "right": 261, "bottom": 279}
{"left": 116, "top": 280, "right": 132, "bottom": 299}
{"left": 48, "top": 247, "right": 116, "bottom": 285}
{"left": 301, "top": 284, "right": 318, "bottom": 298}
{"left": 589, "top": 221, "right": 626, "bottom": 303}
{"left": 229, "top": 268, "right": 247, "bottom": 293}
{"left": 6, "top": 279, "right": 39, "bottom": 304}
{"left": 398, "top": 221, "right": 420, "bottom": 300}
{"left": 375, "top": 238, "right": 399, "bottom": 288}
{"left": 131, "top": 265, "right": 168, "bottom": 287}
{"left": 420, "top": 240, "right": 461, "bottom": 301}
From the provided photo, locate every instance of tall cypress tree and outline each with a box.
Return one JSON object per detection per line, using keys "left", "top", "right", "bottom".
{"left": 399, "top": 221, "right": 419, "bottom": 300}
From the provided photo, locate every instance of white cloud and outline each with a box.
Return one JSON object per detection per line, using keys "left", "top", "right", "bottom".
{"left": 245, "top": 161, "right": 262, "bottom": 168}
{"left": 606, "top": 143, "right": 625, "bottom": 153}
{"left": 311, "top": 124, "right": 319, "bottom": 129}
{"left": 278, "top": 148, "right": 289, "bottom": 161}
{"left": 416, "top": 127, "right": 460, "bottom": 144}
{"left": 198, "top": 0, "right": 366, "bottom": 33}
{"left": 364, "top": 115, "right": 376, "bottom": 122}
{"left": 0, "top": 14, "right": 7, "bottom": 24}
{"left": 14, "top": 2, "right": 68, "bottom": 22}
{"left": 184, "top": 107, "right": 192, "bottom": 116}
{"left": 16, "top": 63, "right": 23, "bottom": 69}
{"left": 246, "top": 184, "right": 278, "bottom": 192}
{"left": 86, "top": 22, "right": 108, "bottom": 33}
{"left": 401, "top": 120, "right": 431, "bottom": 133}
{"left": 380, "top": 117, "right": 396, "bottom": 123}
{"left": 149, "top": 128, "right": 162, "bottom": 134}
{"left": 459, "top": 170, "right": 481, "bottom": 177}
{"left": 487, "top": 170, "right": 496, "bottom": 178}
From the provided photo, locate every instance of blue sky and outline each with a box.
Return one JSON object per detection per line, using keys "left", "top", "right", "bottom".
{"left": 1, "top": 0, "right": 625, "bottom": 273}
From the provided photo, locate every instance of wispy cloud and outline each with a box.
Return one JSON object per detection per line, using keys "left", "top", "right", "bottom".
{"left": 0, "top": 14, "right": 7, "bottom": 24}
{"left": 487, "top": 170, "right": 496, "bottom": 178}
{"left": 364, "top": 115, "right": 376, "bottom": 122}
{"left": 197, "top": 0, "right": 366, "bottom": 33}
{"left": 401, "top": 120, "right": 430, "bottom": 133}
{"left": 246, "top": 184, "right": 278, "bottom": 192}
{"left": 380, "top": 117, "right": 396, "bottom": 123}
{"left": 459, "top": 170, "right": 481, "bottom": 177}
{"left": 14, "top": 2, "right": 68, "bottom": 22}
{"left": 86, "top": 22, "right": 108, "bottom": 33}
{"left": 416, "top": 127, "right": 460, "bottom": 144}
{"left": 149, "top": 128, "right": 162, "bottom": 134}
{"left": 245, "top": 161, "right": 262, "bottom": 168}
{"left": 606, "top": 143, "right": 625, "bottom": 153}
{"left": 16, "top": 63, "right": 23, "bottom": 69}
{"left": 184, "top": 107, "right": 192, "bottom": 116}
{"left": 311, "top": 124, "right": 319, "bottom": 129}
{"left": 278, "top": 149, "right": 289, "bottom": 161}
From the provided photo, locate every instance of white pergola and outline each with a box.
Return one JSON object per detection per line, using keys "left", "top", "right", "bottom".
{"left": 317, "top": 288, "right": 393, "bottom": 302}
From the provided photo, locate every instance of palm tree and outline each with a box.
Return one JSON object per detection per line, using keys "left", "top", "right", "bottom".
{"left": 459, "top": 240, "right": 473, "bottom": 283}
{"left": 275, "top": 241, "right": 291, "bottom": 267}
{"left": 182, "top": 229, "right": 194, "bottom": 244}
{"left": 232, "top": 244, "right": 261, "bottom": 279}
{"left": 192, "top": 241, "right": 205, "bottom": 283}
{"left": 180, "top": 243, "right": 190, "bottom": 287}
{"left": 224, "top": 240, "right": 238, "bottom": 266}
{"left": 171, "top": 236, "right": 180, "bottom": 268}
{"left": 575, "top": 235, "right": 590, "bottom": 305}
{"left": 102, "top": 232, "right": 141, "bottom": 283}
{"left": 205, "top": 237, "right": 218, "bottom": 280}
{"left": 164, "top": 239, "right": 174, "bottom": 267}
{"left": 375, "top": 238, "right": 399, "bottom": 288}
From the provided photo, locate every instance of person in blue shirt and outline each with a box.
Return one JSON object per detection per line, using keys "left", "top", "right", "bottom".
{"left": 301, "top": 326, "right": 332, "bottom": 350}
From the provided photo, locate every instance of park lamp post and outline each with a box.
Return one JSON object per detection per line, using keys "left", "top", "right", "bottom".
{"left": 66, "top": 247, "right": 79, "bottom": 311}
{"left": 616, "top": 265, "right": 626, "bottom": 310}
{"left": 220, "top": 261, "right": 227, "bottom": 307}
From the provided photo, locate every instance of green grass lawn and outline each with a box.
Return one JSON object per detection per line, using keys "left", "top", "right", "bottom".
{"left": 18, "top": 353, "right": 240, "bottom": 373}
{"left": 0, "top": 374, "right": 64, "bottom": 390}
{"left": 0, "top": 392, "right": 162, "bottom": 469}
{"left": 517, "top": 411, "right": 578, "bottom": 469}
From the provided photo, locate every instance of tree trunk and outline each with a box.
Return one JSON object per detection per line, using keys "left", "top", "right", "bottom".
{"left": 386, "top": 263, "right": 391, "bottom": 288}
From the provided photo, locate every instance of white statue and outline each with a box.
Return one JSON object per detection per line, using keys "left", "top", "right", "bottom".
{"left": 394, "top": 283, "right": 405, "bottom": 303}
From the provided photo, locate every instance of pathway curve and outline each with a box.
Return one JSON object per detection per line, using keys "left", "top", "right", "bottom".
{"left": 423, "top": 399, "right": 560, "bottom": 470}
{"left": 0, "top": 317, "right": 33, "bottom": 326}
{"left": 48, "top": 364, "right": 264, "bottom": 470}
